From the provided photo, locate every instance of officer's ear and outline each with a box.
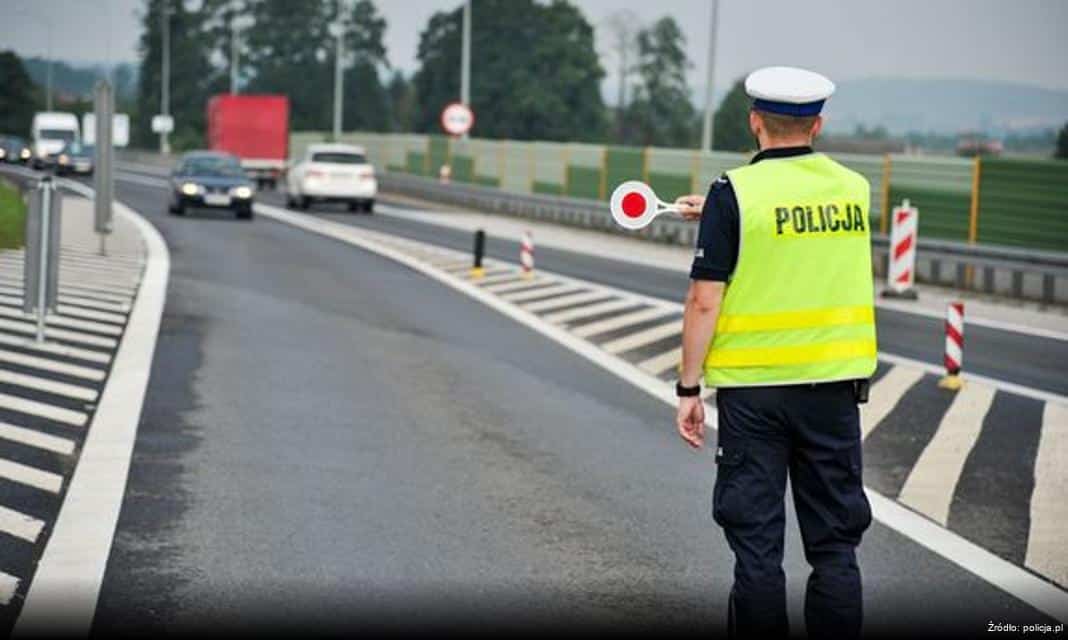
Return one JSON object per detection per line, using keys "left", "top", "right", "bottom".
{"left": 748, "top": 110, "right": 763, "bottom": 138}
{"left": 810, "top": 116, "right": 824, "bottom": 139}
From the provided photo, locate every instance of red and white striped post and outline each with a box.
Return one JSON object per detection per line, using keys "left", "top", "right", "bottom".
{"left": 939, "top": 301, "right": 965, "bottom": 390}
{"left": 884, "top": 199, "right": 919, "bottom": 300}
{"left": 520, "top": 231, "right": 535, "bottom": 279}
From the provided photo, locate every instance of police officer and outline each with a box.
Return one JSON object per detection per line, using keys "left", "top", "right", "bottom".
{"left": 673, "top": 66, "right": 876, "bottom": 639}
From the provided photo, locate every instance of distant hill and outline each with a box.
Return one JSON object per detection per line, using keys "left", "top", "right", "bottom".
{"left": 823, "top": 77, "right": 1068, "bottom": 135}
{"left": 22, "top": 57, "right": 138, "bottom": 102}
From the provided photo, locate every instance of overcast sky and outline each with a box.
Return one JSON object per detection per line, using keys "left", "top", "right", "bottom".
{"left": 4, "top": 0, "right": 1067, "bottom": 99}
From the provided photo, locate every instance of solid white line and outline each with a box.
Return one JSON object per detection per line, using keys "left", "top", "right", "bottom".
{"left": 251, "top": 200, "right": 1068, "bottom": 621}
{"left": 16, "top": 192, "right": 169, "bottom": 635}
{"left": 0, "top": 572, "right": 18, "bottom": 606}
{"left": 520, "top": 291, "right": 613, "bottom": 314}
{"left": 0, "top": 306, "right": 123, "bottom": 336}
{"left": 0, "top": 347, "right": 106, "bottom": 382}
{"left": 572, "top": 306, "right": 675, "bottom": 339}
{"left": 498, "top": 283, "right": 581, "bottom": 303}
{"left": 860, "top": 366, "right": 925, "bottom": 439}
{"left": 0, "top": 370, "right": 98, "bottom": 402}
{"left": 638, "top": 347, "right": 681, "bottom": 376}
{"left": 543, "top": 298, "right": 637, "bottom": 324}
{"left": 0, "top": 391, "right": 87, "bottom": 427}
{"left": 0, "top": 317, "right": 117, "bottom": 349}
{"left": 601, "top": 321, "right": 680, "bottom": 355}
{"left": 898, "top": 382, "right": 996, "bottom": 525}
{"left": 1025, "top": 403, "right": 1068, "bottom": 588}
{"left": 0, "top": 420, "right": 76, "bottom": 455}
{"left": 0, "top": 457, "right": 63, "bottom": 493}
{"left": 0, "top": 504, "right": 45, "bottom": 543}
{"left": 876, "top": 296, "right": 1068, "bottom": 343}
{"left": 0, "top": 332, "right": 111, "bottom": 365}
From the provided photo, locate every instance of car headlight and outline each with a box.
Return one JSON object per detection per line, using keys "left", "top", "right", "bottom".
{"left": 58, "top": 154, "right": 69, "bottom": 165}
{"left": 0, "top": 149, "right": 6, "bottom": 159}
{"left": 180, "top": 182, "right": 201, "bottom": 196}
{"left": 20, "top": 148, "right": 30, "bottom": 159}
{"left": 232, "top": 186, "right": 253, "bottom": 199}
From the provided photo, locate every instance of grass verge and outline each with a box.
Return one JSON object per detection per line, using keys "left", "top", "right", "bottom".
{"left": 0, "top": 178, "right": 26, "bottom": 250}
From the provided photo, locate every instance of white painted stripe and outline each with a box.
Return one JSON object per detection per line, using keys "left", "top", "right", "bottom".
{"left": 0, "top": 572, "right": 18, "bottom": 606}
{"left": 572, "top": 306, "right": 675, "bottom": 339}
{"left": 0, "top": 332, "right": 111, "bottom": 365}
{"left": 0, "top": 318, "right": 118, "bottom": 348}
{"left": 0, "top": 306, "right": 123, "bottom": 336}
{"left": 0, "top": 282, "right": 132, "bottom": 309}
{"left": 484, "top": 278, "right": 552, "bottom": 294}
{"left": 0, "top": 370, "right": 98, "bottom": 402}
{"left": 475, "top": 271, "right": 525, "bottom": 286}
{"left": 16, "top": 189, "right": 169, "bottom": 636}
{"left": 521, "top": 290, "right": 611, "bottom": 314}
{"left": 498, "top": 283, "right": 580, "bottom": 303}
{"left": 248, "top": 199, "right": 1068, "bottom": 623}
{"left": 0, "top": 347, "right": 106, "bottom": 381}
{"left": 601, "top": 321, "right": 680, "bottom": 355}
{"left": 0, "top": 504, "right": 45, "bottom": 542}
{"left": 898, "top": 382, "right": 996, "bottom": 524}
{"left": 0, "top": 253, "right": 141, "bottom": 277}
{"left": 0, "top": 457, "right": 62, "bottom": 493}
{"left": 638, "top": 347, "right": 681, "bottom": 376}
{"left": 860, "top": 366, "right": 925, "bottom": 439}
{"left": 0, "top": 420, "right": 76, "bottom": 455}
{"left": 0, "top": 391, "right": 87, "bottom": 427}
{"left": 0, "top": 265, "right": 139, "bottom": 290}
{"left": 542, "top": 298, "right": 637, "bottom": 324}
{"left": 1025, "top": 403, "right": 1068, "bottom": 588}
{"left": 0, "top": 294, "right": 127, "bottom": 324}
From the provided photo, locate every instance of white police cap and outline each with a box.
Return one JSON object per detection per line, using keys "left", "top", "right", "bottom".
{"left": 745, "top": 66, "right": 835, "bottom": 117}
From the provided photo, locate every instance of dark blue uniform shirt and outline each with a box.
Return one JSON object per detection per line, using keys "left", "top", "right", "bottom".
{"left": 689, "top": 145, "right": 815, "bottom": 282}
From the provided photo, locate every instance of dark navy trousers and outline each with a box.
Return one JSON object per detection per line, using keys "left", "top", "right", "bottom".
{"left": 713, "top": 381, "right": 872, "bottom": 639}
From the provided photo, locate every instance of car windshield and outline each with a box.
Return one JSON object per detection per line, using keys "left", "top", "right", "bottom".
{"left": 181, "top": 156, "right": 244, "bottom": 177}
{"left": 40, "top": 129, "right": 76, "bottom": 142}
{"left": 65, "top": 142, "right": 93, "bottom": 155}
{"left": 311, "top": 152, "right": 366, "bottom": 164}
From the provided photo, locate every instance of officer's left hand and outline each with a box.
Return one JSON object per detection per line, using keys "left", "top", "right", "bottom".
{"left": 676, "top": 397, "right": 706, "bottom": 449}
{"left": 674, "top": 195, "right": 705, "bottom": 221}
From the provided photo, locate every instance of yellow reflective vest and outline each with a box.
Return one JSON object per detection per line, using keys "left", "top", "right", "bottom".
{"left": 703, "top": 152, "right": 878, "bottom": 387}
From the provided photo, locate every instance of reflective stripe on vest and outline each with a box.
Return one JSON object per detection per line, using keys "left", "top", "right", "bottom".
{"left": 704, "top": 153, "right": 878, "bottom": 387}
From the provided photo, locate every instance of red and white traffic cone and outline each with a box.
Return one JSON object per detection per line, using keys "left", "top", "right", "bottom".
{"left": 883, "top": 199, "right": 919, "bottom": 300}
{"left": 938, "top": 301, "right": 964, "bottom": 390}
{"left": 520, "top": 231, "right": 535, "bottom": 279}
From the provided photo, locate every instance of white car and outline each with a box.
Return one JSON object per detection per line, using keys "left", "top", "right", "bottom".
{"left": 31, "top": 111, "right": 80, "bottom": 169}
{"left": 286, "top": 143, "right": 377, "bottom": 213}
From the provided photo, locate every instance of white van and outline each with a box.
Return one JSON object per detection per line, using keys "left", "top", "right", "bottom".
{"left": 31, "top": 112, "right": 80, "bottom": 169}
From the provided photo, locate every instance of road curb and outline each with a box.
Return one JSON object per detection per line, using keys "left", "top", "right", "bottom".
{"left": 13, "top": 183, "right": 170, "bottom": 636}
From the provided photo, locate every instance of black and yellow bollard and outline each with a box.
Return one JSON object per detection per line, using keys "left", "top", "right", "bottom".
{"left": 470, "top": 229, "right": 486, "bottom": 279}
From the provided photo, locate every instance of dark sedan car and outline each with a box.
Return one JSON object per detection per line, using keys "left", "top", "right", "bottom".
{"left": 0, "top": 135, "right": 32, "bottom": 165}
{"left": 54, "top": 141, "right": 94, "bottom": 176}
{"left": 169, "top": 151, "right": 255, "bottom": 220}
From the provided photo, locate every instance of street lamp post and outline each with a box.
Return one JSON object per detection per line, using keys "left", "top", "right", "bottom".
{"left": 460, "top": 0, "right": 471, "bottom": 139}
{"left": 160, "top": 1, "right": 171, "bottom": 154}
{"left": 332, "top": 24, "right": 345, "bottom": 141}
{"left": 700, "top": 0, "right": 719, "bottom": 152}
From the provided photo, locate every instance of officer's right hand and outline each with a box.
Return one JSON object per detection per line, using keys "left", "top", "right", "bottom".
{"left": 674, "top": 195, "right": 705, "bottom": 221}
{"left": 676, "top": 397, "right": 706, "bottom": 449}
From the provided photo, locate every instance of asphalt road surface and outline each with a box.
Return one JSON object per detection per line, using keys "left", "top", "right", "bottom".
{"left": 88, "top": 177, "right": 1057, "bottom": 635}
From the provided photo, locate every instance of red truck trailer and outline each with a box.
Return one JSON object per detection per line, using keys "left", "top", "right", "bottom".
{"left": 206, "top": 94, "right": 289, "bottom": 189}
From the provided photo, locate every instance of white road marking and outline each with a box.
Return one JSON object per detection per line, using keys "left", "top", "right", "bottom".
{"left": 0, "top": 504, "right": 45, "bottom": 543}
{"left": 0, "top": 572, "right": 18, "bottom": 606}
{"left": 1025, "top": 403, "right": 1068, "bottom": 588}
{"left": 860, "top": 366, "right": 925, "bottom": 439}
{"left": 0, "top": 457, "right": 63, "bottom": 493}
{"left": 0, "top": 420, "right": 76, "bottom": 455}
{"left": 0, "top": 347, "right": 106, "bottom": 382}
{"left": 0, "top": 305, "right": 123, "bottom": 336}
{"left": 0, "top": 281, "right": 132, "bottom": 310}
{"left": 484, "top": 277, "right": 551, "bottom": 294}
{"left": 601, "top": 321, "right": 680, "bottom": 355}
{"left": 572, "top": 306, "right": 675, "bottom": 339}
{"left": 542, "top": 298, "right": 637, "bottom": 324}
{"left": 250, "top": 199, "right": 1068, "bottom": 622}
{"left": 498, "top": 283, "right": 581, "bottom": 303}
{"left": 638, "top": 347, "right": 681, "bottom": 376}
{"left": 16, "top": 190, "right": 169, "bottom": 636}
{"left": 0, "top": 390, "right": 87, "bottom": 427}
{"left": 0, "top": 294, "right": 127, "bottom": 324}
{"left": 0, "top": 370, "right": 98, "bottom": 402}
{"left": 898, "top": 382, "right": 996, "bottom": 524}
{"left": 521, "top": 290, "right": 612, "bottom": 314}
{"left": 0, "top": 317, "right": 118, "bottom": 349}
{"left": 476, "top": 271, "right": 525, "bottom": 286}
{"left": 0, "top": 332, "right": 111, "bottom": 365}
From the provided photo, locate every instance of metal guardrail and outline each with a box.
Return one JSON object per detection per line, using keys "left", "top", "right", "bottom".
{"left": 380, "top": 171, "right": 1068, "bottom": 306}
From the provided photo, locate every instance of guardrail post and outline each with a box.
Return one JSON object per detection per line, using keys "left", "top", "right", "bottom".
{"left": 470, "top": 228, "right": 485, "bottom": 279}
{"left": 690, "top": 150, "right": 700, "bottom": 195}
{"left": 93, "top": 79, "right": 114, "bottom": 256}
{"left": 965, "top": 156, "right": 982, "bottom": 288}
{"left": 880, "top": 153, "right": 891, "bottom": 235}
{"left": 23, "top": 177, "right": 62, "bottom": 343}
{"left": 599, "top": 147, "right": 607, "bottom": 201}
{"left": 561, "top": 144, "right": 571, "bottom": 197}
{"left": 641, "top": 147, "right": 650, "bottom": 184}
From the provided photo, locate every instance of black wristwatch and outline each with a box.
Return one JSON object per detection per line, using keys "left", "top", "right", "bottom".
{"left": 676, "top": 381, "right": 701, "bottom": 397}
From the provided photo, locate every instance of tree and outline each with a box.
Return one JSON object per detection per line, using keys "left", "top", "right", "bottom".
{"left": 0, "top": 51, "right": 37, "bottom": 137}
{"left": 713, "top": 77, "right": 753, "bottom": 152}
{"left": 622, "top": 16, "right": 696, "bottom": 147}
{"left": 602, "top": 9, "right": 638, "bottom": 140}
{"left": 411, "top": 0, "right": 606, "bottom": 141}
{"left": 1056, "top": 122, "right": 1068, "bottom": 160}
{"left": 385, "top": 71, "right": 417, "bottom": 132}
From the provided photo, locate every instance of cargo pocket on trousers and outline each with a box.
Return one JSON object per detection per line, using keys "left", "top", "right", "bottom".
{"left": 838, "top": 443, "right": 873, "bottom": 537}
{"left": 712, "top": 445, "right": 747, "bottom": 528}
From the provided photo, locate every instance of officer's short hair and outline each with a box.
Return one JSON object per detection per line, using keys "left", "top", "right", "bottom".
{"left": 754, "top": 110, "right": 819, "bottom": 137}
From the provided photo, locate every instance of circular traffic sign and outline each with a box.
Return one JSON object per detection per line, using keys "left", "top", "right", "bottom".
{"left": 440, "top": 102, "right": 475, "bottom": 136}
{"left": 610, "top": 181, "right": 666, "bottom": 230}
